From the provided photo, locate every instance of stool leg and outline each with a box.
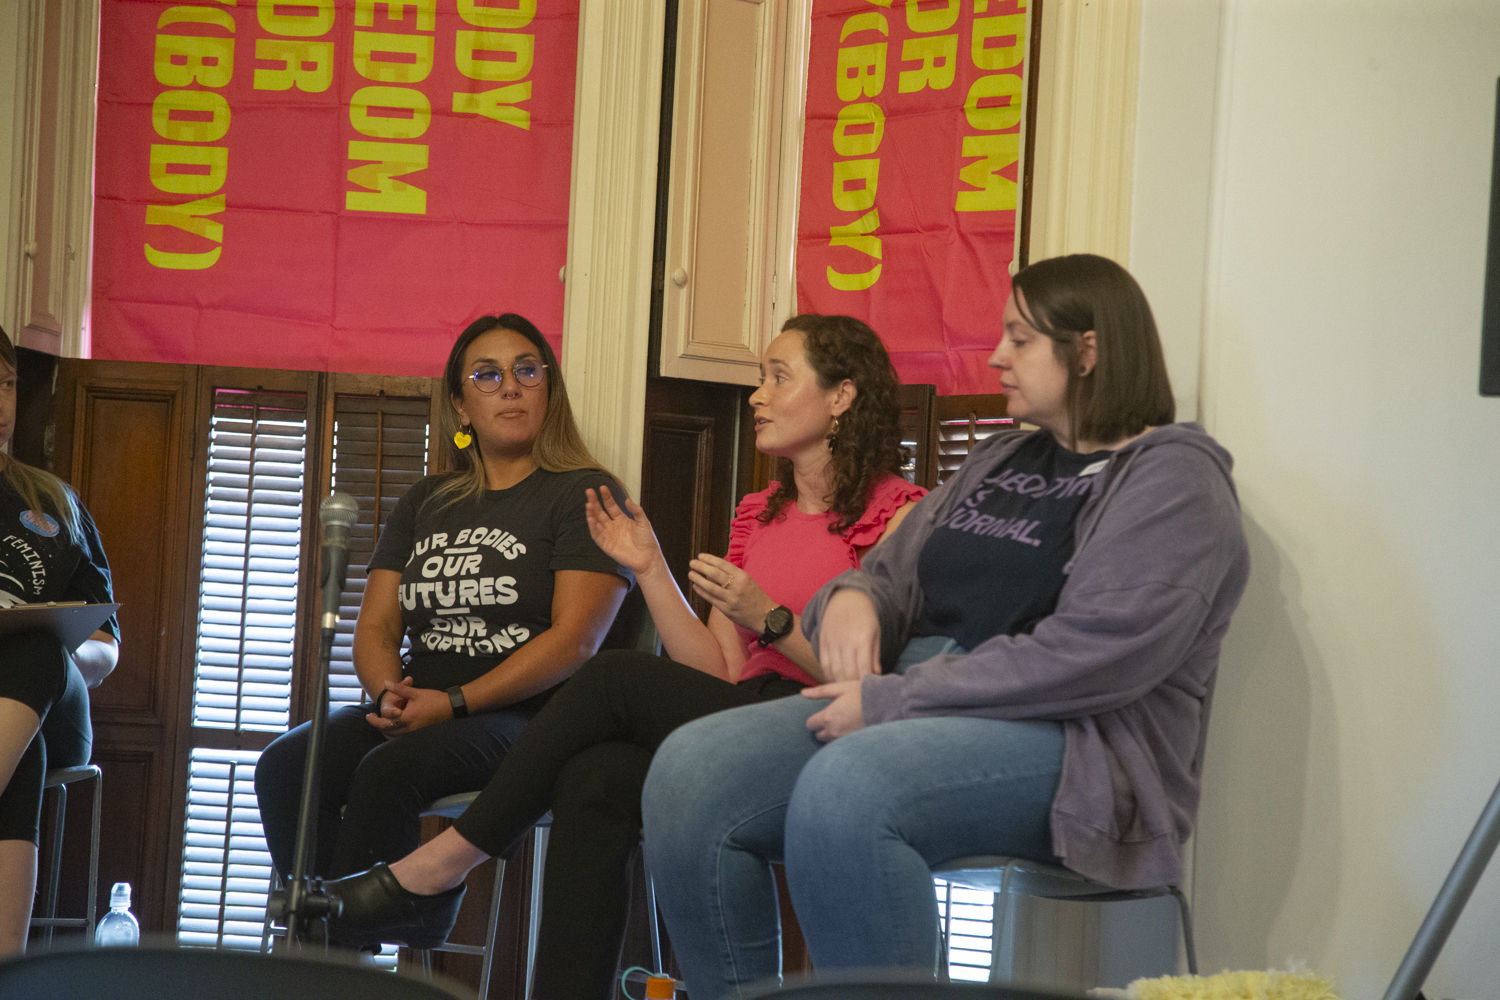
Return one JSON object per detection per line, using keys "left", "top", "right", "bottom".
{"left": 524, "top": 826, "right": 549, "bottom": 1000}
{"left": 990, "top": 862, "right": 1016, "bottom": 984}
{"left": 87, "top": 770, "right": 101, "bottom": 942}
{"left": 476, "top": 857, "right": 505, "bottom": 999}
{"left": 1169, "top": 885, "right": 1198, "bottom": 975}
{"left": 644, "top": 868, "right": 664, "bottom": 975}
{"left": 40, "top": 784, "right": 67, "bottom": 946}
{"left": 940, "top": 880, "right": 953, "bottom": 983}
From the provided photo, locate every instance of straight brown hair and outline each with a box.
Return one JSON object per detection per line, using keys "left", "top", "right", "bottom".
{"left": 1010, "top": 254, "right": 1175, "bottom": 447}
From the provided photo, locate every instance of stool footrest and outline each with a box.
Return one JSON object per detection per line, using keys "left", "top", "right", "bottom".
{"left": 428, "top": 943, "right": 485, "bottom": 957}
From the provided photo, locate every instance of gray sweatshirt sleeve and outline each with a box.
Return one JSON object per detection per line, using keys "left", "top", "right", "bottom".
{"left": 799, "top": 478, "right": 950, "bottom": 671}
{"left": 853, "top": 441, "right": 1246, "bottom": 724}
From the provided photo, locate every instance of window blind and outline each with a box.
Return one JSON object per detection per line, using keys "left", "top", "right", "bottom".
{"left": 191, "top": 389, "right": 309, "bottom": 731}
{"left": 934, "top": 411, "right": 1014, "bottom": 485}
{"left": 937, "top": 878, "right": 998, "bottom": 981}
{"left": 178, "top": 749, "right": 272, "bottom": 950}
{"left": 327, "top": 396, "right": 431, "bottom": 709}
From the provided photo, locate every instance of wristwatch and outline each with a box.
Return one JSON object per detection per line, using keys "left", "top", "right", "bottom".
{"left": 446, "top": 685, "right": 469, "bottom": 719}
{"left": 757, "top": 605, "right": 794, "bottom": 648}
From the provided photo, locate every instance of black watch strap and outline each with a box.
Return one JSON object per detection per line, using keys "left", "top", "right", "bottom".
{"left": 757, "top": 605, "right": 794, "bottom": 648}
{"left": 446, "top": 685, "right": 469, "bottom": 719}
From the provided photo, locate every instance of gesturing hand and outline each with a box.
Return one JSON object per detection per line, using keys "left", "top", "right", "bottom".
{"left": 817, "top": 590, "right": 881, "bottom": 682}
{"left": 585, "top": 485, "right": 664, "bottom": 577}
{"left": 803, "top": 681, "right": 865, "bottom": 742}
{"left": 688, "top": 553, "right": 776, "bottom": 633}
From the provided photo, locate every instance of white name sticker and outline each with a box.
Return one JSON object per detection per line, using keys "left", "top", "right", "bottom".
{"left": 1080, "top": 460, "right": 1108, "bottom": 477}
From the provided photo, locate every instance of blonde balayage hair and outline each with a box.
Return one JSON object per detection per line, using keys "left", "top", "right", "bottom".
{"left": 429, "top": 313, "right": 614, "bottom": 510}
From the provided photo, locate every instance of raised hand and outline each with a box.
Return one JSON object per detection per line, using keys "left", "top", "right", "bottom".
{"left": 585, "top": 485, "right": 664, "bottom": 576}
{"left": 688, "top": 553, "right": 776, "bottom": 633}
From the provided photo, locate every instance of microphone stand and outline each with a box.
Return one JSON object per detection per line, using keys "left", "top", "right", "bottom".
{"left": 271, "top": 493, "right": 358, "bottom": 949}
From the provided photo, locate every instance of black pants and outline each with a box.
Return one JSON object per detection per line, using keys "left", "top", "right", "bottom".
{"left": 254, "top": 694, "right": 548, "bottom": 880}
{"left": 0, "top": 633, "right": 92, "bottom": 845}
{"left": 449, "top": 649, "right": 804, "bottom": 1000}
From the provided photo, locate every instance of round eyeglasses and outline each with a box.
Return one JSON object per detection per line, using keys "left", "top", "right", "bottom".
{"left": 470, "top": 361, "right": 547, "bottom": 393}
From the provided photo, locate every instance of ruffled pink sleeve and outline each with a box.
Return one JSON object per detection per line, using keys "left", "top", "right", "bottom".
{"left": 844, "top": 474, "right": 928, "bottom": 549}
{"left": 725, "top": 483, "right": 778, "bottom": 569}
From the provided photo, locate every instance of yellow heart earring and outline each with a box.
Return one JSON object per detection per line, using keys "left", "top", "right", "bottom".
{"left": 453, "top": 425, "right": 473, "bottom": 449}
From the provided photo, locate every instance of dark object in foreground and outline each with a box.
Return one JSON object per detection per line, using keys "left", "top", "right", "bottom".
{"left": 743, "top": 971, "right": 1090, "bottom": 999}
{"left": 0, "top": 943, "right": 467, "bottom": 999}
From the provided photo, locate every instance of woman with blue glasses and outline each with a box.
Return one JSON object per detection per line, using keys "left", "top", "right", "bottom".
{"left": 255, "top": 314, "right": 632, "bottom": 926}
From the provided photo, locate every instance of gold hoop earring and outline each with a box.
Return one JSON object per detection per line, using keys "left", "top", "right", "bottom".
{"left": 453, "top": 425, "right": 473, "bottom": 449}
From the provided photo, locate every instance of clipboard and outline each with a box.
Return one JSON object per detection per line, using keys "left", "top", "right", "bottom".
{"left": 0, "top": 602, "right": 119, "bottom": 652}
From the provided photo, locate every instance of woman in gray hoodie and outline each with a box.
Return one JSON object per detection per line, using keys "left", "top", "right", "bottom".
{"left": 641, "top": 254, "right": 1250, "bottom": 997}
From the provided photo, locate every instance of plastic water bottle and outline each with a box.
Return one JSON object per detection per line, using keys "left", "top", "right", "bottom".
{"left": 94, "top": 882, "right": 140, "bottom": 946}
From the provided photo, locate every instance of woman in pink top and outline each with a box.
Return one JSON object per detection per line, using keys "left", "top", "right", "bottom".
{"left": 321, "top": 314, "right": 925, "bottom": 997}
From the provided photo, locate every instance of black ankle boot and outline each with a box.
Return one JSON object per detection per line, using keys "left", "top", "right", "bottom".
{"left": 324, "top": 863, "right": 465, "bottom": 950}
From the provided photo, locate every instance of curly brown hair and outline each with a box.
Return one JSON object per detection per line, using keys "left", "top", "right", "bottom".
{"left": 760, "top": 314, "right": 907, "bottom": 534}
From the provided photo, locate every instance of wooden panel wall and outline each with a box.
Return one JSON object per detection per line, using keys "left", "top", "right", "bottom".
{"left": 51, "top": 359, "right": 197, "bottom": 936}
{"left": 641, "top": 377, "right": 744, "bottom": 620}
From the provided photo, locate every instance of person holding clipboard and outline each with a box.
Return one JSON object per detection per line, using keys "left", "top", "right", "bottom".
{"left": 0, "top": 331, "right": 118, "bottom": 957}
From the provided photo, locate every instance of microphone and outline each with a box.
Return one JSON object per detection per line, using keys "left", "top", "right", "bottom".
{"left": 319, "top": 492, "right": 359, "bottom": 632}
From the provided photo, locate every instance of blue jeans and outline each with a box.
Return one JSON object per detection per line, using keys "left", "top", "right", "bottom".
{"left": 641, "top": 638, "right": 1065, "bottom": 999}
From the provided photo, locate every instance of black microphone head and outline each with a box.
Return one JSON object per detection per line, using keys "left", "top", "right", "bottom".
{"left": 319, "top": 491, "right": 359, "bottom": 532}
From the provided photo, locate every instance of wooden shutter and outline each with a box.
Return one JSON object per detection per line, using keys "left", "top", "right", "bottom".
{"left": 896, "top": 388, "right": 1011, "bottom": 490}
{"left": 191, "top": 388, "right": 311, "bottom": 732}
{"left": 323, "top": 381, "right": 438, "bottom": 710}
{"left": 48, "top": 358, "right": 198, "bottom": 941}
{"left": 178, "top": 748, "right": 267, "bottom": 948}
{"left": 178, "top": 375, "right": 317, "bottom": 950}
{"left": 896, "top": 384, "right": 937, "bottom": 487}
{"left": 933, "top": 394, "right": 1014, "bottom": 485}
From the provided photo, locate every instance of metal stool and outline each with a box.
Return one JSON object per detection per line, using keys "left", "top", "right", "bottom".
{"left": 413, "top": 800, "right": 681, "bottom": 999}
{"left": 410, "top": 791, "right": 522, "bottom": 997}
{"left": 521, "top": 821, "right": 680, "bottom": 999}
{"left": 29, "top": 764, "right": 103, "bottom": 945}
{"left": 935, "top": 856, "right": 1197, "bottom": 982}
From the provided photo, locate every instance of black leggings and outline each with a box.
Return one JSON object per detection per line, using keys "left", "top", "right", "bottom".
{"left": 0, "top": 633, "right": 92, "bottom": 845}
{"left": 254, "top": 690, "right": 550, "bottom": 880}
{"left": 448, "top": 649, "right": 803, "bottom": 1000}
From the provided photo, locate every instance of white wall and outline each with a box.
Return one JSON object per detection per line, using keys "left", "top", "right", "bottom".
{"left": 1133, "top": 2, "right": 1500, "bottom": 997}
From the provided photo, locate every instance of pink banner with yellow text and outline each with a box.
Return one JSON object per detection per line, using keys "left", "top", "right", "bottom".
{"left": 93, "top": 0, "right": 578, "bottom": 375}
{"left": 796, "top": 0, "right": 1029, "bottom": 395}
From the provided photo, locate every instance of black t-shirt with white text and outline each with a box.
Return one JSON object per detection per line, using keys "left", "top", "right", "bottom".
{"left": 914, "top": 434, "right": 1110, "bottom": 649}
{"left": 368, "top": 468, "right": 630, "bottom": 693}
{"left": 0, "top": 478, "right": 118, "bottom": 638}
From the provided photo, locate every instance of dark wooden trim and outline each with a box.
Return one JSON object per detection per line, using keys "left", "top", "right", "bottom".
{"left": 642, "top": 412, "right": 716, "bottom": 619}
{"left": 52, "top": 358, "right": 198, "bottom": 937}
